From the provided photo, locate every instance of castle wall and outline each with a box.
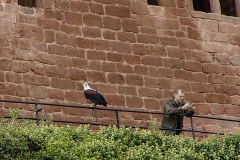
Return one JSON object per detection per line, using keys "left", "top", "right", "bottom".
{"left": 0, "top": 0, "right": 240, "bottom": 137}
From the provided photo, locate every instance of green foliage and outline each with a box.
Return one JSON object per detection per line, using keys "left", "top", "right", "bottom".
{"left": 0, "top": 109, "right": 240, "bottom": 159}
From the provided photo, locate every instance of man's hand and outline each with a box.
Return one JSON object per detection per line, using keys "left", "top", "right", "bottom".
{"left": 182, "top": 103, "right": 196, "bottom": 110}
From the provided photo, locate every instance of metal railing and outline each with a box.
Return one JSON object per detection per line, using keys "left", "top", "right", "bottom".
{"left": 0, "top": 99, "right": 239, "bottom": 139}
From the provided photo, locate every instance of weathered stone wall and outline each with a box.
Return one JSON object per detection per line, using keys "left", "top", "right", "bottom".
{"left": 0, "top": 0, "right": 240, "bottom": 137}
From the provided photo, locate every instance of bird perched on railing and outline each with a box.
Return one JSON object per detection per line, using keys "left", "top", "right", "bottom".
{"left": 83, "top": 82, "right": 107, "bottom": 120}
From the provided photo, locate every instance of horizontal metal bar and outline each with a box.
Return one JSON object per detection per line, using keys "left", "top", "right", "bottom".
{"left": 0, "top": 99, "right": 238, "bottom": 137}
{"left": 0, "top": 99, "right": 91, "bottom": 109}
{"left": 1, "top": 99, "right": 240, "bottom": 122}
{"left": 160, "top": 128, "right": 226, "bottom": 135}
{"left": 2, "top": 116, "right": 40, "bottom": 121}
{"left": 51, "top": 119, "right": 110, "bottom": 126}
{"left": 1, "top": 116, "right": 228, "bottom": 136}
{"left": 192, "top": 114, "right": 240, "bottom": 122}
{"left": 0, "top": 99, "right": 167, "bottom": 114}
{"left": 0, "top": 116, "right": 227, "bottom": 135}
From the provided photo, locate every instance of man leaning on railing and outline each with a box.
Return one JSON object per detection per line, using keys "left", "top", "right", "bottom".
{"left": 161, "top": 88, "right": 195, "bottom": 135}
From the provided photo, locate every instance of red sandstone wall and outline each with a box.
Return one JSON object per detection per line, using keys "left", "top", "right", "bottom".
{"left": 0, "top": 0, "right": 240, "bottom": 137}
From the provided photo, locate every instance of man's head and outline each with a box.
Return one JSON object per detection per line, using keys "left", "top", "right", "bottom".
{"left": 174, "top": 88, "right": 184, "bottom": 104}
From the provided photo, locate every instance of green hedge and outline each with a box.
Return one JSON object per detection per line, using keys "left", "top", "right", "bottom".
{"left": 0, "top": 109, "right": 240, "bottom": 160}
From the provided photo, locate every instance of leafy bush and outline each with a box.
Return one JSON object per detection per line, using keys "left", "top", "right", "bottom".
{"left": 0, "top": 109, "right": 240, "bottom": 159}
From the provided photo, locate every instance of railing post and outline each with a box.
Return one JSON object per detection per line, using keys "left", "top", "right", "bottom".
{"left": 190, "top": 116, "right": 195, "bottom": 140}
{"left": 35, "top": 103, "right": 40, "bottom": 126}
{"left": 115, "top": 109, "right": 120, "bottom": 128}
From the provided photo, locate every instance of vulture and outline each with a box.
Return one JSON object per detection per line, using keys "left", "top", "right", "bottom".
{"left": 83, "top": 82, "right": 107, "bottom": 108}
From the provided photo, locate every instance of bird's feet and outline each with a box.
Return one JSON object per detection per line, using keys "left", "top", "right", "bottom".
{"left": 92, "top": 104, "right": 97, "bottom": 121}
